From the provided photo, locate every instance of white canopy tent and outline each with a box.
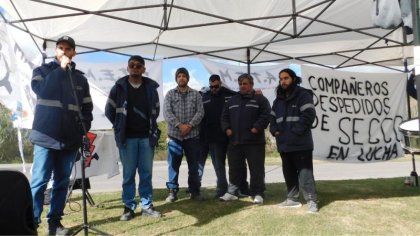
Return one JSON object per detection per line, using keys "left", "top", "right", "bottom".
{"left": 1, "top": 1, "right": 419, "bottom": 165}
{"left": 0, "top": 0, "right": 415, "bottom": 72}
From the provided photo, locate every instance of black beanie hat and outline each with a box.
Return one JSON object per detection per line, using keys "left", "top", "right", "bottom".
{"left": 175, "top": 67, "right": 189, "bottom": 81}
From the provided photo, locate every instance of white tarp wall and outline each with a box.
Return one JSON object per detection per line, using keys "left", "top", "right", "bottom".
{"left": 77, "top": 60, "right": 164, "bottom": 129}
{"left": 302, "top": 65, "right": 407, "bottom": 162}
{"left": 0, "top": 21, "right": 40, "bottom": 129}
{"left": 201, "top": 59, "right": 284, "bottom": 105}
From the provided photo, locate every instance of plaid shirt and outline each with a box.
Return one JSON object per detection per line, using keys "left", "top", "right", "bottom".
{"left": 163, "top": 86, "right": 204, "bottom": 140}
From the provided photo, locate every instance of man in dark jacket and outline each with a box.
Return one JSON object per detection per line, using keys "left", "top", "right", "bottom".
{"left": 199, "top": 74, "right": 250, "bottom": 198}
{"left": 30, "top": 36, "right": 93, "bottom": 235}
{"left": 407, "top": 71, "right": 417, "bottom": 99}
{"left": 105, "top": 55, "right": 161, "bottom": 221}
{"left": 270, "top": 68, "right": 318, "bottom": 213}
{"left": 200, "top": 75, "right": 235, "bottom": 197}
{"left": 220, "top": 74, "right": 271, "bottom": 204}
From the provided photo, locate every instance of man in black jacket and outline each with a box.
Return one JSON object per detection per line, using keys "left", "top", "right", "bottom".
{"left": 199, "top": 74, "right": 249, "bottom": 198}
{"left": 270, "top": 68, "right": 318, "bottom": 213}
{"left": 220, "top": 74, "right": 271, "bottom": 204}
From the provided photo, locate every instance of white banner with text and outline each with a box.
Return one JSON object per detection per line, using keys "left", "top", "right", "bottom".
{"left": 302, "top": 65, "right": 407, "bottom": 162}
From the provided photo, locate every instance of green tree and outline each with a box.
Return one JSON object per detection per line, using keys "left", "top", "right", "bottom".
{"left": 0, "top": 103, "right": 33, "bottom": 163}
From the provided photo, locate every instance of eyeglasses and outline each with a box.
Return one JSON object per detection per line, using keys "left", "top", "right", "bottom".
{"left": 209, "top": 85, "right": 220, "bottom": 89}
{"left": 128, "top": 63, "right": 144, "bottom": 69}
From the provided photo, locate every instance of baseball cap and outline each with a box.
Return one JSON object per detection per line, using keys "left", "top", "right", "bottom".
{"left": 128, "top": 55, "right": 145, "bottom": 65}
{"left": 56, "top": 36, "right": 76, "bottom": 49}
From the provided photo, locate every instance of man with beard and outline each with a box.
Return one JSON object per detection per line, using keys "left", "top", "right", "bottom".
{"left": 163, "top": 67, "right": 204, "bottom": 202}
{"left": 106, "top": 55, "right": 161, "bottom": 221}
{"left": 199, "top": 74, "right": 250, "bottom": 198}
{"left": 30, "top": 36, "right": 93, "bottom": 235}
{"left": 269, "top": 68, "right": 318, "bottom": 213}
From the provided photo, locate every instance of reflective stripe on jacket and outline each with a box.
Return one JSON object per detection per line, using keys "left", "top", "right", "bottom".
{"left": 221, "top": 90, "right": 271, "bottom": 145}
{"left": 269, "top": 86, "right": 316, "bottom": 152}
{"left": 30, "top": 60, "right": 93, "bottom": 150}
{"left": 105, "top": 76, "right": 160, "bottom": 148}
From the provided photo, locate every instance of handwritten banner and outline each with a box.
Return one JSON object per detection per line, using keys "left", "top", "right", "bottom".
{"left": 302, "top": 65, "right": 407, "bottom": 162}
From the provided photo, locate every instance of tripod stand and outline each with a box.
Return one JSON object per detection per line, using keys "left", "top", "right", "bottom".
{"left": 67, "top": 65, "right": 108, "bottom": 236}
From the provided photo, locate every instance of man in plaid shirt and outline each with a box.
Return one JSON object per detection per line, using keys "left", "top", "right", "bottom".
{"left": 163, "top": 67, "right": 204, "bottom": 202}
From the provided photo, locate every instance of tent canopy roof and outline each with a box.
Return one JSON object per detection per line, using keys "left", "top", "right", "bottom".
{"left": 1, "top": 0, "right": 413, "bottom": 71}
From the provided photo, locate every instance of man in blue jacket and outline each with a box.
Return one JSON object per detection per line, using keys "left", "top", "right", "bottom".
{"left": 220, "top": 74, "right": 271, "bottom": 204}
{"left": 30, "top": 36, "right": 93, "bottom": 235}
{"left": 105, "top": 55, "right": 161, "bottom": 221}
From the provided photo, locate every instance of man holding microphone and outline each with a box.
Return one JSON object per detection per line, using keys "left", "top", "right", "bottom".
{"left": 30, "top": 36, "right": 93, "bottom": 235}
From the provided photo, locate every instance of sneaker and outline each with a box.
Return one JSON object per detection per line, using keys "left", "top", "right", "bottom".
{"left": 214, "top": 192, "right": 225, "bottom": 199}
{"left": 253, "top": 195, "right": 264, "bottom": 204}
{"left": 48, "top": 219, "right": 70, "bottom": 236}
{"left": 120, "top": 207, "right": 135, "bottom": 221}
{"left": 277, "top": 199, "right": 302, "bottom": 208}
{"left": 165, "top": 189, "right": 178, "bottom": 203}
{"left": 142, "top": 206, "right": 161, "bottom": 218}
{"left": 219, "top": 192, "right": 239, "bottom": 201}
{"left": 307, "top": 201, "right": 319, "bottom": 213}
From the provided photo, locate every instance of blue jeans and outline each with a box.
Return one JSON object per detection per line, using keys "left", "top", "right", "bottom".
{"left": 166, "top": 137, "right": 201, "bottom": 194}
{"left": 199, "top": 142, "right": 228, "bottom": 196}
{"left": 31, "top": 145, "right": 77, "bottom": 224}
{"left": 118, "top": 138, "right": 154, "bottom": 210}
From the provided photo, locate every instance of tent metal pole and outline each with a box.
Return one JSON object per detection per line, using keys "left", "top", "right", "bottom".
{"left": 412, "top": 0, "right": 420, "bottom": 73}
{"left": 412, "top": 0, "right": 420, "bottom": 188}
{"left": 247, "top": 48, "right": 251, "bottom": 74}
{"left": 292, "top": 0, "right": 297, "bottom": 36}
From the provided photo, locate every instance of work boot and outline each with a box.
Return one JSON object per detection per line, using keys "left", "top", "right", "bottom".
{"left": 48, "top": 219, "right": 70, "bottom": 236}
{"left": 165, "top": 189, "right": 178, "bottom": 203}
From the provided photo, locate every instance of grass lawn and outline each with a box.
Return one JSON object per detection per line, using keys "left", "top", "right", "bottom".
{"left": 36, "top": 177, "right": 420, "bottom": 235}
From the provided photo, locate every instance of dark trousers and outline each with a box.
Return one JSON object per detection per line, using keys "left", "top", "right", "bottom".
{"left": 199, "top": 142, "right": 229, "bottom": 196}
{"left": 227, "top": 144, "right": 265, "bottom": 196}
{"left": 166, "top": 137, "right": 201, "bottom": 194}
{"left": 280, "top": 150, "right": 317, "bottom": 202}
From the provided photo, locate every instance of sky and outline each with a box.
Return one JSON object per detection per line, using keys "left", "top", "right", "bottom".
{"left": 76, "top": 51, "right": 300, "bottom": 95}
{"left": 77, "top": 52, "right": 212, "bottom": 94}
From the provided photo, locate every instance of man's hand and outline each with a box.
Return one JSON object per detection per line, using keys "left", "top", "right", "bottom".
{"left": 57, "top": 48, "right": 71, "bottom": 70}
{"left": 178, "top": 123, "right": 192, "bottom": 137}
{"left": 274, "top": 131, "right": 280, "bottom": 136}
{"left": 250, "top": 127, "right": 258, "bottom": 134}
{"left": 226, "top": 128, "right": 233, "bottom": 136}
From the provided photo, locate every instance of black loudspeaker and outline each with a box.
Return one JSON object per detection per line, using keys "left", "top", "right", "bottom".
{"left": 0, "top": 170, "right": 37, "bottom": 235}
